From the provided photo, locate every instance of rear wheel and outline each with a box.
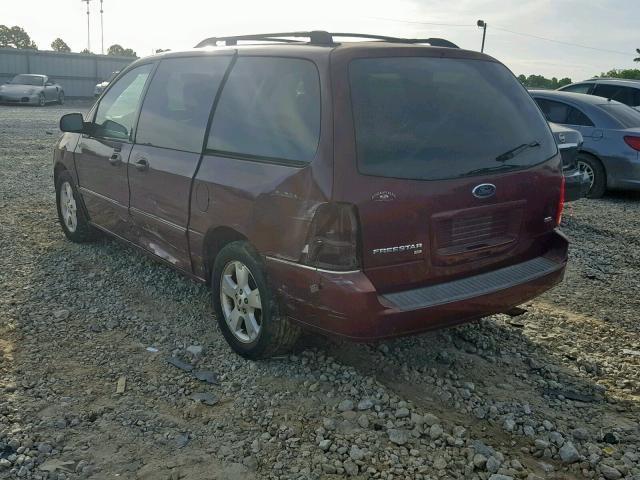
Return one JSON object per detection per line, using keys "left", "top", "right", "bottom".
{"left": 577, "top": 153, "right": 606, "bottom": 198}
{"left": 55, "top": 171, "right": 98, "bottom": 242}
{"left": 211, "top": 241, "right": 300, "bottom": 359}
{"left": 38, "top": 93, "right": 46, "bottom": 107}
{"left": 58, "top": 91, "right": 65, "bottom": 105}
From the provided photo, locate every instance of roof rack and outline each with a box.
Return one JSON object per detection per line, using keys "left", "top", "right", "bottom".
{"left": 195, "top": 31, "right": 459, "bottom": 49}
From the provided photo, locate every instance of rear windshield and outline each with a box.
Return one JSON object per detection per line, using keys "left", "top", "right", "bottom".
{"left": 599, "top": 104, "right": 640, "bottom": 128}
{"left": 349, "top": 57, "right": 557, "bottom": 180}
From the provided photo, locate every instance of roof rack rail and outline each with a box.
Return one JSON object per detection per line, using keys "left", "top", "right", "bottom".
{"left": 195, "top": 31, "right": 459, "bottom": 49}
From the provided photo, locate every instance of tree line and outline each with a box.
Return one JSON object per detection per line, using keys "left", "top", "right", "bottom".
{"left": 0, "top": 25, "right": 138, "bottom": 57}
{"left": 3, "top": 23, "right": 640, "bottom": 72}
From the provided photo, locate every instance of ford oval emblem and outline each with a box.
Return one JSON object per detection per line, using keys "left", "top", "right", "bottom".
{"left": 472, "top": 183, "right": 496, "bottom": 199}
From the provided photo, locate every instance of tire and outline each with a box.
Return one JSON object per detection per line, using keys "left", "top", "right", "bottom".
{"left": 211, "top": 241, "right": 301, "bottom": 359}
{"left": 58, "top": 91, "right": 65, "bottom": 105}
{"left": 55, "top": 170, "right": 98, "bottom": 243}
{"left": 577, "top": 153, "right": 606, "bottom": 199}
{"left": 38, "top": 93, "right": 46, "bottom": 107}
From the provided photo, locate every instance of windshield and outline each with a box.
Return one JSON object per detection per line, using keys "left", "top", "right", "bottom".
{"left": 599, "top": 104, "right": 640, "bottom": 128}
{"left": 349, "top": 57, "right": 557, "bottom": 180}
{"left": 10, "top": 75, "right": 44, "bottom": 86}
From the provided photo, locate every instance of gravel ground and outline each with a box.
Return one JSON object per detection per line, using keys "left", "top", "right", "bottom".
{"left": 1, "top": 103, "right": 639, "bottom": 480}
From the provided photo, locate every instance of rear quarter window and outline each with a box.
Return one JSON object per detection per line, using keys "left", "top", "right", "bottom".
{"left": 207, "top": 57, "right": 321, "bottom": 164}
{"left": 349, "top": 57, "right": 556, "bottom": 180}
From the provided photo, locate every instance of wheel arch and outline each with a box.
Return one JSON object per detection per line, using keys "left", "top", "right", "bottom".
{"left": 577, "top": 149, "right": 607, "bottom": 180}
{"left": 53, "top": 161, "right": 67, "bottom": 182}
{"left": 201, "top": 226, "right": 248, "bottom": 284}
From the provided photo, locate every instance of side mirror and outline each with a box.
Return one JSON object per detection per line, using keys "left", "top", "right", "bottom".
{"left": 59, "top": 113, "right": 86, "bottom": 133}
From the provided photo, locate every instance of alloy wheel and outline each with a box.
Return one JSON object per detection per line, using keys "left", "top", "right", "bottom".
{"left": 219, "top": 261, "right": 262, "bottom": 343}
{"left": 39, "top": 94, "right": 45, "bottom": 106}
{"left": 577, "top": 160, "right": 595, "bottom": 190}
{"left": 59, "top": 181, "right": 77, "bottom": 233}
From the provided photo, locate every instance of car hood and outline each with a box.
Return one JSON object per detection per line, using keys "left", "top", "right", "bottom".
{"left": 0, "top": 84, "right": 42, "bottom": 94}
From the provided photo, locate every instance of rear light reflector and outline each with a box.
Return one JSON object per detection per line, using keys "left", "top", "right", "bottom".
{"left": 624, "top": 136, "right": 640, "bottom": 151}
{"left": 300, "top": 203, "right": 360, "bottom": 271}
{"left": 556, "top": 175, "right": 565, "bottom": 226}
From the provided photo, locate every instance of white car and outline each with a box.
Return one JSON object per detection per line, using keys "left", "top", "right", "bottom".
{"left": 94, "top": 71, "right": 119, "bottom": 97}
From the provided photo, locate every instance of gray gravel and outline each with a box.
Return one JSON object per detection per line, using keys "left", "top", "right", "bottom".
{"left": 1, "top": 103, "right": 639, "bottom": 479}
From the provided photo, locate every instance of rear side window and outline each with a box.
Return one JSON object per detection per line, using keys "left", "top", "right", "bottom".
{"left": 535, "top": 98, "right": 594, "bottom": 127}
{"left": 349, "top": 57, "right": 556, "bottom": 180}
{"left": 593, "top": 84, "right": 636, "bottom": 106}
{"left": 93, "top": 64, "right": 153, "bottom": 139}
{"left": 136, "top": 56, "right": 231, "bottom": 152}
{"left": 560, "top": 83, "right": 592, "bottom": 94}
{"left": 207, "top": 57, "right": 321, "bottom": 164}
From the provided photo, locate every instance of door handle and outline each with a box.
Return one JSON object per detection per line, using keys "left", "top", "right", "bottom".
{"left": 133, "top": 157, "right": 149, "bottom": 171}
{"left": 108, "top": 152, "right": 122, "bottom": 165}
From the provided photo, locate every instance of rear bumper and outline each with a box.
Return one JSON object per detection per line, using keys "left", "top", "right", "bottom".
{"left": 265, "top": 231, "right": 568, "bottom": 341}
{"left": 605, "top": 151, "right": 640, "bottom": 190}
{"left": 564, "top": 167, "right": 589, "bottom": 202}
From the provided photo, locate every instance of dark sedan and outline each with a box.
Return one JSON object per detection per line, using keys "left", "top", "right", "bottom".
{"left": 530, "top": 90, "right": 640, "bottom": 198}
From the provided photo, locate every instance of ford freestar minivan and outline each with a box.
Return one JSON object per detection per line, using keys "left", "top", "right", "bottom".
{"left": 53, "top": 31, "right": 568, "bottom": 359}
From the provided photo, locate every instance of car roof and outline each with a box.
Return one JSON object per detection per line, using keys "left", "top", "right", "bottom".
{"left": 143, "top": 40, "right": 491, "bottom": 64}
{"left": 530, "top": 89, "right": 625, "bottom": 106}
{"left": 567, "top": 78, "right": 640, "bottom": 88}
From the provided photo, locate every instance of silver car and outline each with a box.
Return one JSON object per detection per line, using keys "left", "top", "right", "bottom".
{"left": 531, "top": 90, "right": 640, "bottom": 198}
{"left": 0, "top": 74, "right": 64, "bottom": 106}
{"left": 93, "top": 71, "right": 119, "bottom": 97}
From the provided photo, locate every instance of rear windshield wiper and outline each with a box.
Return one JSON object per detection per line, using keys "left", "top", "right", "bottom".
{"left": 495, "top": 141, "right": 540, "bottom": 162}
{"left": 464, "top": 163, "right": 521, "bottom": 177}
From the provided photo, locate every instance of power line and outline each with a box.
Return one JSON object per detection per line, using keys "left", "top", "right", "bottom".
{"left": 365, "top": 16, "right": 475, "bottom": 28}
{"left": 367, "top": 15, "right": 633, "bottom": 57}
{"left": 489, "top": 24, "right": 631, "bottom": 57}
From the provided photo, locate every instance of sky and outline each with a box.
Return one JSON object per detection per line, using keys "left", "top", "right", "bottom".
{"left": 4, "top": 0, "right": 639, "bottom": 81}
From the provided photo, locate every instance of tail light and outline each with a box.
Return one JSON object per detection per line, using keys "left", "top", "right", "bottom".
{"left": 300, "top": 203, "right": 360, "bottom": 271}
{"left": 556, "top": 176, "right": 565, "bottom": 226}
{"left": 624, "top": 136, "right": 640, "bottom": 151}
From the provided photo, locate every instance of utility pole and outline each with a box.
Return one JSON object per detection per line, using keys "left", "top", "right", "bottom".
{"left": 477, "top": 19, "right": 487, "bottom": 52}
{"left": 100, "top": 0, "right": 104, "bottom": 54}
{"left": 81, "top": 0, "right": 92, "bottom": 52}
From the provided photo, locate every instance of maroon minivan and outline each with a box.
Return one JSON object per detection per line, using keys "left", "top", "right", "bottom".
{"left": 54, "top": 32, "right": 567, "bottom": 359}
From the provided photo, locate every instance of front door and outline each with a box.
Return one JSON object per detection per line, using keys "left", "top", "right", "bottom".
{"left": 74, "top": 63, "right": 154, "bottom": 237}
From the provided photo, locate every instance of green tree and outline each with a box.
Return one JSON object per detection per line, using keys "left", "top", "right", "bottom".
{"left": 0, "top": 25, "right": 37, "bottom": 49}
{"left": 598, "top": 69, "right": 640, "bottom": 80}
{"left": 80, "top": 48, "right": 93, "bottom": 54}
{"left": 517, "top": 74, "right": 573, "bottom": 90}
{"left": 558, "top": 77, "right": 572, "bottom": 88}
{"left": 50, "top": 38, "right": 71, "bottom": 52}
{"left": 107, "top": 44, "right": 137, "bottom": 57}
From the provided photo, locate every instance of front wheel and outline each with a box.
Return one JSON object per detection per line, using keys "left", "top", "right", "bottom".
{"left": 577, "top": 153, "right": 606, "bottom": 199}
{"left": 211, "top": 241, "right": 300, "bottom": 359}
{"left": 55, "top": 171, "right": 98, "bottom": 242}
{"left": 38, "top": 93, "right": 46, "bottom": 107}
